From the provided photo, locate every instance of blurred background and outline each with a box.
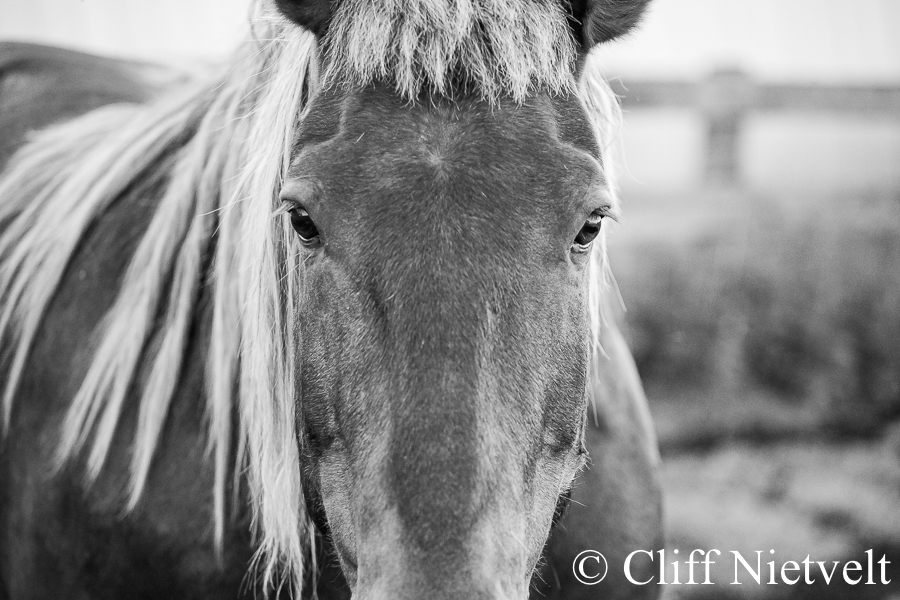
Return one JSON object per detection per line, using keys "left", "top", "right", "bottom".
{"left": 601, "top": 4, "right": 900, "bottom": 599}
{"left": 2, "top": 0, "right": 899, "bottom": 598}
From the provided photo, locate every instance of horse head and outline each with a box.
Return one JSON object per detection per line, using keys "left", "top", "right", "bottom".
{"left": 270, "top": 1, "right": 651, "bottom": 597}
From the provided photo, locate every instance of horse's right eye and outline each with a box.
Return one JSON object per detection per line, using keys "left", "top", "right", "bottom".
{"left": 572, "top": 214, "right": 603, "bottom": 251}
{"left": 288, "top": 207, "right": 320, "bottom": 245}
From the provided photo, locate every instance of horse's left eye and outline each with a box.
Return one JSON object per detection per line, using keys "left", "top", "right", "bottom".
{"left": 573, "top": 215, "right": 603, "bottom": 250}
{"left": 288, "top": 207, "right": 320, "bottom": 245}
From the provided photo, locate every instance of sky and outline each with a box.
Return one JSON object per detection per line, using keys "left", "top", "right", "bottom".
{"left": 599, "top": 0, "right": 900, "bottom": 84}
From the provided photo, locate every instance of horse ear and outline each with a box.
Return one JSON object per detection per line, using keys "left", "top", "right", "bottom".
{"left": 567, "top": 0, "right": 652, "bottom": 49}
{"left": 273, "top": 0, "right": 333, "bottom": 35}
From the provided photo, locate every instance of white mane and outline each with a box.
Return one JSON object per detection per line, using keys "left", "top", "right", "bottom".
{"left": 0, "top": 0, "right": 621, "bottom": 593}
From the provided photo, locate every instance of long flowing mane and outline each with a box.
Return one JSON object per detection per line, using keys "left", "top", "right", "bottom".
{"left": 0, "top": 0, "right": 622, "bottom": 592}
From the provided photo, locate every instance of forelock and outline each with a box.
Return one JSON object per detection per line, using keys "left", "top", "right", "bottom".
{"left": 322, "top": 0, "right": 577, "bottom": 102}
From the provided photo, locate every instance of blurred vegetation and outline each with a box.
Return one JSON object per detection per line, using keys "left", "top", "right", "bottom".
{"left": 613, "top": 192, "right": 900, "bottom": 599}
{"left": 617, "top": 192, "right": 900, "bottom": 439}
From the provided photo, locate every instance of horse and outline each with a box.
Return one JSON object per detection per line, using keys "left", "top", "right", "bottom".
{"left": 0, "top": 1, "right": 662, "bottom": 598}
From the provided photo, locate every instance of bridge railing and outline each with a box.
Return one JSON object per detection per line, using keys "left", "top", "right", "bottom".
{"left": 609, "top": 70, "right": 900, "bottom": 187}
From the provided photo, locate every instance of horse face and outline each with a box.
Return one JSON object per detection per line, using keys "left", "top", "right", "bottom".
{"left": 274, "top": 1, "right": 650, "bottom": 597}
{"left": 283, "top": 86, "right": 608, "bottom": 597}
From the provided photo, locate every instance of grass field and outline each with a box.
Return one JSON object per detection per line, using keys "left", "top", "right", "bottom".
{"left": 613, "top": 188, "right": 900, "bottom": 439}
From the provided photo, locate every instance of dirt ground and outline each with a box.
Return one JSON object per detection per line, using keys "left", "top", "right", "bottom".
{"left": 649, "top": 394, "right": 900, "bottom": 600}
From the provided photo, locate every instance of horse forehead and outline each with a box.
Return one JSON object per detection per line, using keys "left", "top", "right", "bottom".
{"left": 295, "top": 86, "right": 598, "bottom": 222}
{"left": 299, "top": 84, "right": 596, "bottom": 158}
{"left": 340, "top": 88, "right": 579, "bottom": 160}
